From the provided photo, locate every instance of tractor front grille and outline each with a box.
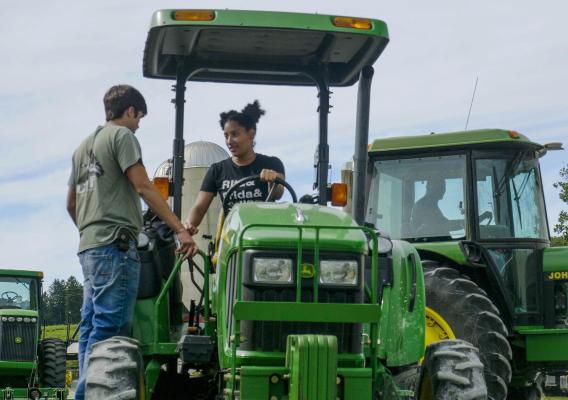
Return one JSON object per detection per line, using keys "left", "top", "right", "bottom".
{"left": 226, "top": 253, "right": 364, "bottom": 354}
{"left": 0, "top": 319, "right": 37, "bottom": 361}
{"left": 240, "top": 288, "right": 362, "bottom": 353}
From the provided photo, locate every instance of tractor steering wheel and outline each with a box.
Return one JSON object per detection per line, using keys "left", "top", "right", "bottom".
{"left": 1, "top": 291, "right": 21, "bottom": 302}
{"left": 222, "top": 174, "right": 297, "bottom": 216}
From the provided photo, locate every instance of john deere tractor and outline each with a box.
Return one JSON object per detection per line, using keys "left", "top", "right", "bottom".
{"left": 363, "top": 129, "right": 568, "bottom": 399}
{"left": 83, "top": 9, "right": 488, "bottom": 400}
{"left": 0, "top": 269, "right": 67, "bottom": 399}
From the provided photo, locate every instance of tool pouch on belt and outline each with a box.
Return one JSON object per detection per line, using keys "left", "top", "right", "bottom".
{"left": 116, "top": 227, "right": 135, "bottom": 251}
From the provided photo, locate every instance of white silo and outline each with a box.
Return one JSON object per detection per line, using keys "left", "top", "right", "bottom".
{"left": 154, "top": 141, "right": 229, "bottom": 311}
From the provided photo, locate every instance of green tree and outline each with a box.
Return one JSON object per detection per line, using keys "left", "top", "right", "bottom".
{"left": 47, "top": 279, "right": 67, "bottom": 324}
{"left": 65, "top": 276, "right": 83, "bottom": 324}
{"left": 553, "top": 164, "right": 568, "bottom": 242}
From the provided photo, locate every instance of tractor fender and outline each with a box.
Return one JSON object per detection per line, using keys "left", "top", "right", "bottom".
{"left": 378, "top": 240, "right": 425, "bottom": 366}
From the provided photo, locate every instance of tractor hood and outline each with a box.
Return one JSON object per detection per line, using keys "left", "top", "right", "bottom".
{"left": 219, "top": 202, "right": 368, "bottom": 255}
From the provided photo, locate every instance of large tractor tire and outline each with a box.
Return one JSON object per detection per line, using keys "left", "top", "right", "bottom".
{"left": 85, "top": 336, "right": 144, "bottom": 400}
{"left": 507, "top": 384, "right": 542, "bottom": 400}
{"left": 39, "top": 338, "right": 67, "bottom": 388}
{"left": 418, "top": 339, "right": 487, "bottom": 399}
{"left": 424, "top": 266, "right": 512, "bottom": 400}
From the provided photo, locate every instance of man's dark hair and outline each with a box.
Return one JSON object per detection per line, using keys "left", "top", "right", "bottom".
{"left": 219, "top": 100, "right": 265, "bottom": 131}
{"left": 103, "top": 85, "right": 148, "bottom": 121}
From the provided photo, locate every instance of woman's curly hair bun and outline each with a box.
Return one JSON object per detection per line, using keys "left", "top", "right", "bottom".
{"left": 219, "top": 100, "right": 265, "bottom": 131}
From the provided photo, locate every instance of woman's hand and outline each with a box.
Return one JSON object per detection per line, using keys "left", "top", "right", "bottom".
{"left": 183, "top": 222, "right": 199, "bottom": 236}
{"left": 259, "top": 169, "right": 279, "bottom": 182}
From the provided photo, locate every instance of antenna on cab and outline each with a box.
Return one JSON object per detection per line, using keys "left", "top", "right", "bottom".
{"left": 464, "top": 76, "right": 479, "bottom": 131}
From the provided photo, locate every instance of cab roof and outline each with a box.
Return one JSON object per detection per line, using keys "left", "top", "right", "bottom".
{"left": 369, "top": 129, "right": 543, "bottom": 154}
{"left": 0, "top": 269, "right": 43, "bottom": 279}
{"left": 143, "top": 9, "right": 389, "bottom": 86}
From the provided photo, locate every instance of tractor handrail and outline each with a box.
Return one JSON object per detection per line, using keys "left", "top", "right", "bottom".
{"left": 153, "top": 250, "right": 212, "bottom": 344}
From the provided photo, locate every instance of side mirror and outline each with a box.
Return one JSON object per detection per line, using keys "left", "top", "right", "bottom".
{"left": 459, "top": 241, "right": 484, "bottom": 267}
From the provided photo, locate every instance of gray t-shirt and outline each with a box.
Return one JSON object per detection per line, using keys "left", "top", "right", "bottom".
{"left": 68, "top": 125, "right": 143, "bottom": 252}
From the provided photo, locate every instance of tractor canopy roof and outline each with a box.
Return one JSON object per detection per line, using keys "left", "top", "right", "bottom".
{"left": 0, "top": 269, "right": 43, "bottom": 279}
{"left": 369, "top": 129, "right": 543, "bottom": 154}
{"left": 143, "top": 9, "right": 389, "bottom": 86}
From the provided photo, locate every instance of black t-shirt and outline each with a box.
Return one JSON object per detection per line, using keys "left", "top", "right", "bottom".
{"left": 201, "top": 153, "right": 285, "bottom": 211}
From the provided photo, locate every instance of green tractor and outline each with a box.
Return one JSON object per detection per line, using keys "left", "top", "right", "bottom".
{"left": 83, "top": 9, "right": 488, "bottom": 400}
{"left": 362, "top": 129, "right": 568, "bottom": 399}
{"left": 0, "top": 269, "right": 67, "bottom": 399}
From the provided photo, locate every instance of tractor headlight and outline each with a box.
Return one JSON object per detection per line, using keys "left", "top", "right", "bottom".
{"left": 1, "top": 317, "right": 6, "bottom": 322}
{"left": 253, "top": 257, "right": 293, "bottom": 284}
{"left": 319, "top": 260, "right": 358, "bottom": 286}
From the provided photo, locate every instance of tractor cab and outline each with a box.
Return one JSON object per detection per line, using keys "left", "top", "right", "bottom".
{"left": 0, "top": 272, "right": 39, "bottom": 311}
{"left": 367, "top": 128, "right": 568, "bottom": 397}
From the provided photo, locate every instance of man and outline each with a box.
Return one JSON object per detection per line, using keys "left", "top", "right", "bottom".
{"left": 66, "top": 84, "right": 197, "bottom": 400}
{"left": 410, "top": 177, "right": 462, "bottom": 237}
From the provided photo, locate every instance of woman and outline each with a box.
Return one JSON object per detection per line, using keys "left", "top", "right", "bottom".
{"left": 185, "top": 100, "right": 285, "bottom": 235}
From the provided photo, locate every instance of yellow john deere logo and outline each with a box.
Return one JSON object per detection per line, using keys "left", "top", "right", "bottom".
{"left": 546, "top": 271, "right": 568, "bottom": 281}
{"left": 15, "top": 336, "right": 23, "bottom": 344}
{"left": 301, "top": 263, "right": 314, "bottom": 279}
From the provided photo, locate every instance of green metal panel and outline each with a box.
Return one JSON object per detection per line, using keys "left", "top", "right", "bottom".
{"left": 517, "top": 327, "right": 568, "bottom": 361}
{"left": 0, "top": 309, "right": 38, "bottom": 318}
{"left": 413, "top": 241, "right": 466, "bottom": 266}
{"left": 378, "top": 240, "right": 425, "bottom": 366}
{"left": 0, "top": 269, "right": 43, "bottom": 279}
{"left": 145, "top": 10, "right": 389, "bottom": 86}
{"left": 240, "top": 366, "right": 288, "bottom": 399}
{"left": 132, "top": 298, "right": 160, "bottom": 350}
{"left": 543, "top": 246, "right": 568, "bottom": 276}
{"left": 239, "top": 365, "right": 373, "bottom": 399}
{"left": 369, "top": 129, "right": 542, "bottom": 154}
{"left": 219, "top": 203, "right": 367, "bottom": 260}
{"left": 0, "top": 361, "right": 35, "bottom": 376}
{"left": 0, "top": 388, "right": 66, "bottom": 400}
{"left": 234, "top": 301, "right": 381, "bottom": 323}
{"left": 340, "top": 368, "right": 372, "bottom": 399}
{"left": 149, "top": 9, "right": 388, "bottom": 37}
{"left": 286, "top": 335, "right": 337, "bottom": 400}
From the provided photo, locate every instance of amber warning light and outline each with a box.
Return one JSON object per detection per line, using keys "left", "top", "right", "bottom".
{"left": 153, "top": 177, "right": 170, "bottom": 201}
{"left": 332, "top": 16, "right": 373, "bottom": 30}
{"left": 173, "top": 10, "right": 215, "bottom": 21}
{"left": 330, "top": 183, "right": 348, "bottom": 207}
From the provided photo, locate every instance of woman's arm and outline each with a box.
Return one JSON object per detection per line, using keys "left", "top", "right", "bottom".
{"left": 186, "top": 191, "right": 216, "bottom": 235}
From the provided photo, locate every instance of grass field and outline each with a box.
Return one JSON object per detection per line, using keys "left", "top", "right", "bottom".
{"left": 43, "top": 323, "right": 80, "bottom": 341}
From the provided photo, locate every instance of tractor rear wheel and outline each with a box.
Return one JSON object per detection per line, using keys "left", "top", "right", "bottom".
{"left": 507, "top": 383, "right": 543, "bottom": 400}
{"left": 39, "top": 338, "right": 66, "bottom": 388}
{"left": 85, "top": 336, "right": 144, "bottom": 400}
{"left": 418, "top": 339, "right": 487, "bottom": 400}
{"left": 424, "top": 266, "right": 512, "bottom": 400}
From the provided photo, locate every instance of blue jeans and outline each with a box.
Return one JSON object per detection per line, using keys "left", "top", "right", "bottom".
{"left": 75, "top": 241, "right": 140, "bottom": 400}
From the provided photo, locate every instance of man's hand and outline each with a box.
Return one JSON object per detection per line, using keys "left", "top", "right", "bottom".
{"left": 175, "top": 229, "right": 199, "bottom": 259}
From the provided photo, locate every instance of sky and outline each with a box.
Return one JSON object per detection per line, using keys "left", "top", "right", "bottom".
{"left": 0, "top": 1, "right": 567, "bottom": 284}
